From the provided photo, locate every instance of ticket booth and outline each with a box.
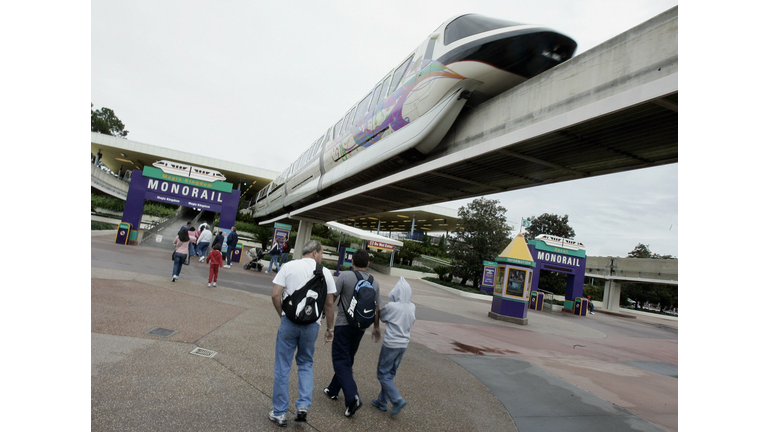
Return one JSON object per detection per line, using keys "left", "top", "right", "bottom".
{"left": 488, "top": 233, "right": 536, "bottom": 325}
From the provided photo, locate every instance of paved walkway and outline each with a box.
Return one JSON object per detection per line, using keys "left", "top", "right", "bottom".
{"left": 91, "top": 231, "right": 677, "bottom": 431}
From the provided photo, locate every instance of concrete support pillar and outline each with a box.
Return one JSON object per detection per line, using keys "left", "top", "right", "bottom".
{"left": 293, "top": 220, "right": 313, "bottom": 260}
{"left": 602, "top": 280, "right": 622, "bottom": 312}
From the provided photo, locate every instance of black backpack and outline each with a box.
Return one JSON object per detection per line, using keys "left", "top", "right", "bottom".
{"left": 282, "top": 262, "right": 328, "bottom": 325}
{"left": 341, "top": 271, "right": 377, "bottom": 329}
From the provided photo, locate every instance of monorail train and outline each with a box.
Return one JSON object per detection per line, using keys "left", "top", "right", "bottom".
{"left": 251, "top": 14, "right": 577, "bottom": 219}
{"left": 535, "top": 234, "right": 585, "bottom": 251}
{"left": 152, "top": 160, "right": 227, "bottom": 183}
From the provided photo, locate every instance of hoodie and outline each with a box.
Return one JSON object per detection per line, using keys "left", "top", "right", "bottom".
{"left": 379, "top": 277, "right": 416, "bottom": 349}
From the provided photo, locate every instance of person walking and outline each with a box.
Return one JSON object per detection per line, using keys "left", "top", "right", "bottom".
{"left": 212, "top": 229, "right": 225, "bottom": 251}
{"left": 205, "top": 243, "right": 223, "bottom": 287}
{"left": 186, "top": 226, "right": 198, "bottom": 265}
{"left": 266, "top": 239, "right": 282, "bottom": 274}
{"left": 323, "top": 249, "right": 381, "bottom": 418}
{"left": 171, "top": 228, "right": 190, "bottom": 282}
{"left": 197, "top": 225, "right": 213, "bottom": 262}
{"left": 268, "top": 240, "right": 337, "bottom": 427}
{"left": 371, "top": 277, "right": 416, "bottom": 417}
{"left": 279, "top": 240, "right": 291, "bottom": 266}
{"left": 224, "top": 227, "right": 238, "bottom": 268}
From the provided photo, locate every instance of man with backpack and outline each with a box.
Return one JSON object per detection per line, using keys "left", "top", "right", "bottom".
{"left": 323, "top": 249, "right": 381, "bottom": 418}
{"left": 269, "top": 240, "right": 337, "bottom": 427}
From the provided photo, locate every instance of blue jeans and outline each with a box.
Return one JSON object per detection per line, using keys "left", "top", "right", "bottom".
{"left": 267, "top": 254, "right": 281, "bottom": 272}
{"left": 227, "top": 247, "right": 235, "bottom": 265}
{"left": 326, "top": 325, "right": 366, "bottom": 406}
{"left": 187, "top": 243, "right": 196, "bottom": 263}
{"left": 197, "top": 242, "right": 210, "bottom": 257}
{"left": 272, "top": 316, "right": 319, "bottom": 416}
{"left": 374, "top": 345, "right": 407, "bottom": 405}
{"left": 172, "top": 252, "right": 187, "bottom": 277}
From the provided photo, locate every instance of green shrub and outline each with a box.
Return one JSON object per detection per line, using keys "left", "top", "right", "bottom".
{"left": 91, "top": 221, "right": 117, "bottom": 230}
{"left": 423, "top": 277, "right": 491, "bottom": 296}
{"left": 91, "top": 194, "right": 125, "bottom": 212}
{"left": 142, "top": 203, "right": 176, "bottom": 218}
{"left": 433, "top": 265, "right": 451, "bottom": 281}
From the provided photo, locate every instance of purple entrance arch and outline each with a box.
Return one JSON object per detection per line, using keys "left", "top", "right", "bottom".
{"left": 120, "top": 169, "right": 241, "bottom": 244}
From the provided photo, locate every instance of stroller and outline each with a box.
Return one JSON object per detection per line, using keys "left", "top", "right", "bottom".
{"left": 243, "top": 247, "right": 264, "bottom": 271}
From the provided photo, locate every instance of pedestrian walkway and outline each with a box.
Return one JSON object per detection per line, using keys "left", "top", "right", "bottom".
{"left": 91, "top": 233, "right": 677, "bottom": 431}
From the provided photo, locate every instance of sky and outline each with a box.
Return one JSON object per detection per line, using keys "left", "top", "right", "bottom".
{"left": 90, "top": 0, "right": 680, "bottom": 258}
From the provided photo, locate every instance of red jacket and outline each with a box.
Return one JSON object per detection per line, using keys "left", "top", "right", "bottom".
{"left": 206, "top": 250, "right": 223, "bottom": 267}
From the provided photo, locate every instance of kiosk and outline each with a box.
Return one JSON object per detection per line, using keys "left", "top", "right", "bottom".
{"left": 489, "top": 233, "right": 536, "bottom": 325}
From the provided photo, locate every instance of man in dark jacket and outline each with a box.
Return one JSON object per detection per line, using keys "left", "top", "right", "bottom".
{"left": 212, "top": 229, "right": 225, "bottom": 251}
{"left": 224, "top": 227, "right": 238, "bottom": 268}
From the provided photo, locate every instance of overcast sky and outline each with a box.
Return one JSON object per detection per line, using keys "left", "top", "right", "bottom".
{"left": 90, "top": 0, "right": 679, "bottom": 258}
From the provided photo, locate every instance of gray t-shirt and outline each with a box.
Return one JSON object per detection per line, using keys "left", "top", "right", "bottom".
{"left": 334, "top": 270, "right": 381, "bottom": 327}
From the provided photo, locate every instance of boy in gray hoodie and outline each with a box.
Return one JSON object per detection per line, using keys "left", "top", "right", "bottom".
{"left": 371, "top": 277, "right": 416, "bottom": 416}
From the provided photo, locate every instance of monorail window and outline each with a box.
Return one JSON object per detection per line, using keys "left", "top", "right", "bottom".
{"left": 333, "top": 119, "right": 343, "bottom": 140}
{"left": 342, "top": 109, "right": 354, "bottom": 133}
{"left": 345, "top": 107, "right": 357, "bottom": 132}
{"left": 370, "top": 84, "right": 383, "bottom": 111}
{"left": 353, "top": 92, "right": 373, "bottom": 125}
{"left": 389, "top": 56, "right": 413, "bottom": 95}
{"left": 444, "top": 14, "right": 521, "bottom": 45}
{"left": 311, "top": 136, "right": 323, "bottom": 156}
{"left": 378, "top": 76, "right": 392, "bottom": 102}
{"left": 321, "top": 127, "right": 332, "bottom": 146}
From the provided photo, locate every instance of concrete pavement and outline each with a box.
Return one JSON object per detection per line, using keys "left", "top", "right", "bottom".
{"left": 92, "top": 231, "right": 677, "bottom": 431}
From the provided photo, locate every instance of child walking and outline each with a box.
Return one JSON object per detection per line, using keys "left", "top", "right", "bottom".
{"left": 205, "top": 243, "right": 223, "bottom": 287}
{"left": 372, "top": 277, "right": 416, "bottom": 417}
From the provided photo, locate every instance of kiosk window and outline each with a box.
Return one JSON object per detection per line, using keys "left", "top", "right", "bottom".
{"left": 505, "top": 268, "right": 526, "bottom": 297}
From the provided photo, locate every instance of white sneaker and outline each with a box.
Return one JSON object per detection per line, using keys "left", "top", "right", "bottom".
{"left": 172, "top": 275, "right": 178, "bottom": 281}
{"left": 199, "top": 257, "right": 205, "bottom": 262}
{"left": 207, "top": 283, "right": 211, "bottom": 287}
{"left": 212, "top": 282, "right": 216, "bottom": 287}
{"left": 268, "top": 410, "right": 287, "bottom": 427}
{"left": 223, "top": 265, "right": 230, "bottom": 268}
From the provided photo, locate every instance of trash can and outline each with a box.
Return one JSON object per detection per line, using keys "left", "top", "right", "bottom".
{"left": 115, "top": 222, "right": 131, "bottom": 245}
{"left": 529, "top": 291, "right": 544, "bottom": 311}
{"left": 573, "top": 297, "right": 588, "bottom": 316}
{"left": 231, "top": 242, "right": 244, "bottom": 263}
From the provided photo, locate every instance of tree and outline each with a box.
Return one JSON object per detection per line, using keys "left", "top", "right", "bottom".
{"left": 523, "top": 213, "right": 575, "bottom": 242}
{"left": 522, "top": 213, "right": 577, "bottom": 294}
{"left": 91, "top": 104, "right": 129, "bottom": 138}
{"left": 627, "top": 243, "right": 675, "bottom": 259}
{"left": 624, "top": 243, "right": 677, "bottom": 312}
{"left": 450, "top": 198, "right": 512, "bottom": 288}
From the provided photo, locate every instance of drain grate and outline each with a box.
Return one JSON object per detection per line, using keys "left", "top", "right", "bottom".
{"left": 190, "top": 347, "right": 217, "bottom": 358}
{"left": 146, "top": 327, "right": 178, "bottom": 337}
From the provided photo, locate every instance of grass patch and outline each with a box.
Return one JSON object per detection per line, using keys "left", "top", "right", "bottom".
{"left": 423, "top": 277, "right": 492, "bottom": 296}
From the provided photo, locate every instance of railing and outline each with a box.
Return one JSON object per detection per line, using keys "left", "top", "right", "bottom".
{"left": 538, "top": 289, "right": 555, "bottom": 312}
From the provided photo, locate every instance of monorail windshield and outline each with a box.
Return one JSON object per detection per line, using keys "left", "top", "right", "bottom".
{"left": 444, "top": 15, "right": 522, "bottom": 45}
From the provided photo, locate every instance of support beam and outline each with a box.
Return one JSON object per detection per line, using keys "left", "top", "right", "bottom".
{"left": 293, "top": 220, "right": 314, "bottom": 260}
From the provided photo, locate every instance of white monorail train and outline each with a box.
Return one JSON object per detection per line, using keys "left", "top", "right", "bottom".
{"left": 252, "top": 14, "right": 576, "bottom": 220}
{"left": 535, "top": 234, "right": 585, "bottom": 251}
{"left": 152, "top": 160, "right": 227, "bottom": 183}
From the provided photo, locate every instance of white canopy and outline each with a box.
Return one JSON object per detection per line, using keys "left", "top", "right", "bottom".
{"left": 326, "top": 221, "right": 404, "bottom": 247}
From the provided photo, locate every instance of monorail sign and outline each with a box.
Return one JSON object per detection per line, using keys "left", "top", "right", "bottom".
{"left": 120, "top": 165, "right": 241, "bottom": 244}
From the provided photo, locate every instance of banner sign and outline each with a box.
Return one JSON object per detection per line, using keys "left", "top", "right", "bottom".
{"left": 481, "top": 263, "right": 498, "bottom": 288}
{"left": 368, "top": 240, "right": 395, "bottom": 251}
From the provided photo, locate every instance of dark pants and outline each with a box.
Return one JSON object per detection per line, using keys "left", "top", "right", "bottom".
{"left": 326, "top": 325, "right": 366, "bottom": 406}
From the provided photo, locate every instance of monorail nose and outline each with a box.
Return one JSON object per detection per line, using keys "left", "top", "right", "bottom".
{"left": 439, "top": 30, "right": 577, "bottom": 79}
